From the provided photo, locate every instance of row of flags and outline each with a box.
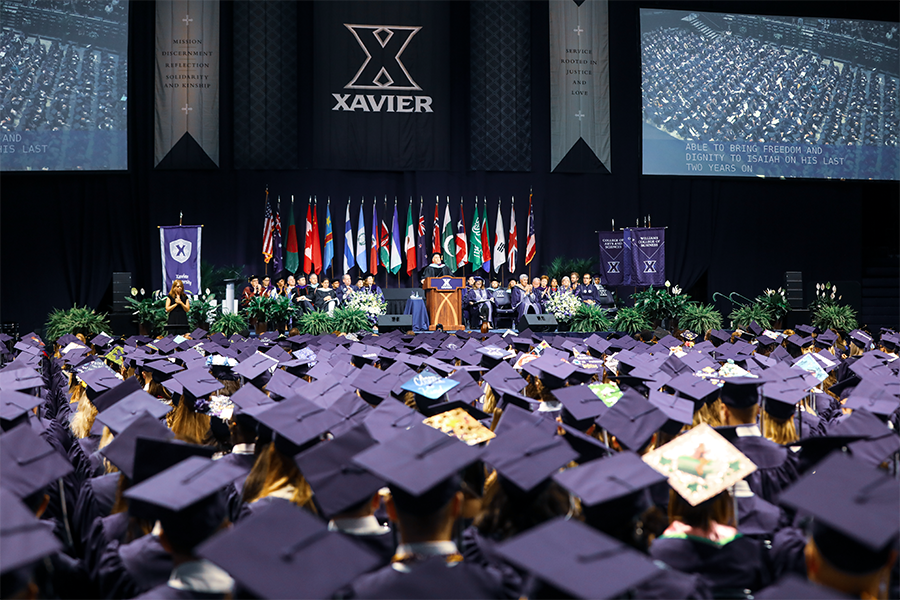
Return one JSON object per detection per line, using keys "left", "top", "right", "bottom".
{"left": 262, "top": 191, "right": 536, "bottom": 277}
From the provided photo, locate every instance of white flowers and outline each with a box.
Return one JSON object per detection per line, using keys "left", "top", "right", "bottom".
{"left": 665, "top": 280, "right": 671, "bottom": 288}
{"left": 140, "top": 288, "right": 145, "bottom": 295}
{"left": 546, "top": 291, "right": 583, "bottom": 323}
{"left": 345, "top": 291, "right": 387, "bottom": 323}
{"left": 131, "top": 287, "right": 138, "bottom": 296}
{"left": 205, "top": 288, "right": 211, "bottom": 295}
{"left": 672, "top": 285, "right": 682, "bottom": 295}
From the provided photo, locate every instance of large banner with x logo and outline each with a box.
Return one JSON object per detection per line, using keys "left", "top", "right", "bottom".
{"left": 312, "top": 1, "right": 450, "bottom": 170}
{"left": 597, "top": 231, "right": 625, "bottom": 286}
{"left": 623, "top": 227, "right": 666, "bottom": 287}
{"left": 161, "top": 226, "right": 202, "bottom": 295}
{"left": 154, "top": 0, "right": 220, "bottom": 168}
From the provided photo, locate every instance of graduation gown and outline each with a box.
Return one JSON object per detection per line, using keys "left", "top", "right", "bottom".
{"left": 95, "top": 533, "right": 173, "bottom": 599}
{"left": 73, "top": 472, "right": 121, "bottom": 555}
{"left": 421, "top": 264, "right": 451, "bottom": 279}
{"left": 293, "top": 286, "right": 315, "bottom": 314}
{"left": 730, "top": 427, "right": 800, "bottom": 504}
{"left": 576, "top": 285, "right": 599, "bottom": 304}
{"left": 465, "top": 289, "right": 494, "bottom": 327}
{"left": 215, "top": 450, "right": 256, "bottom": 524}
{"left": 349, "top": 553, "right": 504, "bottom": 599}
{"left": 84, "top": 511, "right": 130, "bottom": 580}
{"left": 330, "top": 516, "right": 396, "bottom": 568}
{"left": 134, "top": 560, "right": 234, "bottom": 600}
{"left": 67, "top": 434, "right": 103, "bottom": 485}
{"left": 461, "top": 526, "right": 530, "bottom": 599}
{"left": 510, "top": 286, "right": 542, "bottom": 320}
{"left": 314, "top": 287, "right": 338, "bottom": 312}
{"left": 650, "top": 524, "right": 767, "bottom": 593}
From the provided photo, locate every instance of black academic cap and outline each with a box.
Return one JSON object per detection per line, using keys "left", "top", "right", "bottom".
{"left": 494, "top": 516, "right": 661, "bottom": 599}
{"left": 99, "top": 411, "right": 175, "bottom": 479}
{"left": 0, "top": 391, "right": 44, "bottom": 423}
{"left": 0, "top": 487, "right": 62, "bottom": 576}
{"left": 91, "top": 376, "right": 143, "bottom": 413}
{"left": 143, "top": 358, "right": 184, "bottom": 381}
{"left": 254, "top": 397, "right": 343, "bottom": 452}
{"left": 131, "top": 437, "right": 216, "bottom": 485}
{"left": 761, "top": 385, "right": 806, "bottom": 420}
{"left": 232, "top": 353, "right": 279, "bottom": 382}
{"left": 353, "top": 421, "right": 482, "bottom": 510}
{"left": 596, "top": 388, "right": 669, "bottom": 452}
{"left": 718, "top": 377, "right": 760, "bottom": 409}
{"left": 196, "top": 500, "right": 380, "bottom": 599}
{"left": 831, "top": 409, "right": 900, "bottom": 468}
{"left": 843, "top": 379, "right": 900, "bottom": 417}
{"left": 294, "top": 424, "right": 383, "bottom": 519}
{"left": 483, "top": 423, "right": 577, "bottom": 494}
{"left": 552, "top": 384, "right": 610, "bottom": 423}
{"left": 553, "top": 451, "right": 668, "bottom": 507}
{"left": 0, "top": 423, "right": 74, "bottom": 499}
{"left": 264, "top": 368, "right": 306, "bottom": 400}
{"left": 78, "top": 366, "right": 123, "bottom": 400}
{"left": 664, "top": 372, "right": 718, "bottom": 407}
{"left": 779, "top": 451, "right": 900, "bottom": 573}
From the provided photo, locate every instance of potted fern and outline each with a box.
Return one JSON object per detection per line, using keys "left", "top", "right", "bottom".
{"left": 298, "top": 311, "right": 336, "bottom": 335}
{"left": 729, "top": 303, "right": 773, "bottom": 330}
{"left": 613, "top": 307, "right": 651, "bottom": 336}
{"left": 125, "top": 289, "right": 167, "bottom": 336}
{"left": 210, "top": 312, "right": 249, "bottom": 337}
{"left": 570, "top": 304, "right": 613, "bottom": 333}
{"left": 188, "top": 291, "right": 219, "bottom": 331}
{"left": 812, "top": 304, "right": 858, "bottom": 333}
{"left": 45, "top": 305, "right": 112, "bottom": 341}
{"left": 267, "top": 295, "right": 297, "bottom": 333}
{"left": 333, "top": 308, "right": 374, "bottom": 335}
{"left": 243, "top": 296, "right": 273, "bottom": 335}
{"left": 678, "top": 302, "right": 723, "bottom": 338}
{"left": 756, "top": 288, "right": 791, "bottom": 329}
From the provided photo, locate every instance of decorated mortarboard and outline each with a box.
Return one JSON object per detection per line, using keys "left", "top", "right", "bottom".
{"left": 494, "top": 516, "right": 661, "bottom": 599}
{"left": 0, "top": 390, "right": 45, "bottom": 423}
{"left": 99, "top": 412, "right": 175, "bottom": 479}
{"left": 0, "top": 487, "right": 63, "bottom": 577}
{"left": 0, "top": 423, "right": 74, "bottom": 499}
{"left": 400, "top": 369, "right": 459, "bottom": 405}
{"left": 553, "top": 384, "right": 610, "bottom": 423}
{"left": 848, "top": 329, "right": 874, "bottom": 350}
{"left": 196, "top": 501, "right": 380, "bottom": 599}
{"left": 254, "top": 396, "right": 343, "bottom": 451}
{"left": 791, "top": 354, "right": 828, "bottom": 383}
{"left": 587, "top": 382, "right": 623, "bottom": 408}
{"left": 95, "top": 390, "right": 171, "bottom": 434}
{"left": 643, "top": 423, "right": 757, "bottom": 506}
{"left": 172, "top": 367, "right": 222, "bottom": 398}
{"left": 778, "top": 451, "right": 900, "bottom": 571}
{"left": 353, "top": 420, "right": 482, "bottom": 513}
{"left": 596, "top": 388, "right": 669, "bottom": 452}
{"left": 554, "top": 451, "right": 668, "bottom": 507}
{"left": 293, "top": 424, "right": 384, "bottom": 518}
{"left": 422, "top": 406, "right": 495, "bottom": 446}
{"left": 718, "top": 376, "right": 761, "bottom": 409}
{"left": 483, "top": 423, "right": 576, "bottom": 494}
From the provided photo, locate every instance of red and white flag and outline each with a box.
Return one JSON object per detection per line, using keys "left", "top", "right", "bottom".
{"left": 303, "top": 197, "right": 313, "bottom": 273}
{"left": 507, "top": 198, "right": 518, "bottom": 274}
{"left": 525, "top": 190, "right": 536, "bottom": 266}
{"left": 262, "top": 189, "right": 274, "bottom": 263}
{"left": 311, "top": 197, "right": 322, "bottom": 274}
{"left": 455, "top": 198, "right": 468, "bottom": 269}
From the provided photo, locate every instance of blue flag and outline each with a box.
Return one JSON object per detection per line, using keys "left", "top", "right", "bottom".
{"left": 343, "top": 198, "right": 355, "bottom": 274}
{"left": 355, "top": 199, "right": 367, "bottom": 272}
{"left": 323, "top": 198, "right": 334, "bottom": 273}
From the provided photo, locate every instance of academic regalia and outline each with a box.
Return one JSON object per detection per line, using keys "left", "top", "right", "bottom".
{"left": 465, "top": 288, "right": 494, "bottom": 328}
{"left": 314, "top": 287, "right": 338, "bottom": 313}
{"left": 83, "top": 511, "right": 132, "bottom": 580}
{"left": 631, "top": 564, "right": 713, "bottom": 600}
{"left": 72, "top": 472, "right": 121, "bottom": 555}
{"left": 421, "top": 263, "right": 451, "bottom": 279}
{"left": 576, "top": 284, "right": 599, "bottom": 304}
{"left": 461, "top": 525, "right": 531, "bottom": 599}
{"left": 235, "top": 494, "right": 298, "bottom": 522}
{"left": 95, "top": 533, "right": 173, "bottom": 599}
{"left": 767, "top": 526, "right": 808, "bottom": 581}
{"left": 215, "top": 447, "right": 256, "bottom": 524}
{"left": 134, "top": 561, "right": 234, "bottom": 600}
{"left": 67, "top": 433, "right": 103, "bottom": 485}
{"left": 793, "top": 410, "right": 826, "bottom": 438}
{"left": 337, "top": 283, "right": 356, "bottom": 304}
{"left": 729, "top": 427, "right": 800, "bottom": 504}
{"left": 362, "top": 284, "right": 383, "bottom": 300}
{"left": 329, "top": 517, "right": 396, "bottom": 567}
{"left": 510, "top": 286, "right": 542, "bottom": 321}
{"left": 293, "top": 286, "right": 315, "bottom": 314}
{"left": 650, "top": 524, "right": 768, "bottom": 593}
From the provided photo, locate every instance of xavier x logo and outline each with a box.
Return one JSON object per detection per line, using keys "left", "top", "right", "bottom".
{"left": 607, "top": 261, "right": 620, "bottom": 274}
{"left": 169, "top": 239, "right": 192, "bottom": 264}
{"left": 643, "top": 260, "right": 657, "bottom": 274}
{"left": 344, "top": 24, "right": 422, "bottom": 90}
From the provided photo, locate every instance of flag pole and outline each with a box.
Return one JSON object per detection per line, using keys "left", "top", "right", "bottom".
{"left": 329, "top": 197, "right": 334, "bottom": 281}
{"left": 264, "top": 185, "right": 269, "bottom": 277}
{"left": 528, "top": 186, "right": 532, "bottom": 281}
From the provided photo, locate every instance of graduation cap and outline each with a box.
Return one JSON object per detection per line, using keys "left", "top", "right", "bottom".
{"left": 815, "top": 330, "right": 838, "bottom": 348}
{"left": 523, "top": 354, "right": 577, "bottom": 389}
{"left": 131, "top": 437, "right": 217, "bottom": 484}
{"left": 399, "top": 370, "right": 459, "bottom": 409}
{"left": 648, "top": 390, "right": 694, "bottom": 434}
{"left": 483, "top": 424, "right": 576, "bottom": 495}
{"left": 779, "top": 451, "right": 899, "bottom": 575}
{"left": 172, "top": 367, "right": 222, "bottom": 399}
{"left": 99, "top": 411, "right": 175, "bottom": 479}
{"left": 664, "top": 373, "right": 718, "bottom": 407}
{"left": 362, "top": 397, "right": 419, "bottom": 443}
{"left": 596, "top": 388, "right": 669, "bottom": 452}
{"left": 352, "top": 421, "right": 482, "bottom": 515}
{"left": 844, "top": 379, "right": 900, "bottom": 417}
{"left": 293, "top": 424, "right": 383, "bottom": 519}
{"left": 422, "top": 406, "right": 495, "bottom": 445}
{"left": 150, "top": 337, "right": 179, "bottom": 355}
{"left": 265, "top": 368, "right": 306, "bottom": 400}
{"left": 643, "top": 423, "right": 757, "bottom": 506}
{"left": 482, "top": 361, "right": 527, "bottom": 394}
{"left": 848, "top": 329, "right": 873, "bottom": 350}
{"left": 754, "top": 573, "right": 852, "bottom": 600}
{"left": 233, "top": 352, "right": 279, "bottom": 383}
{"left": 90, "top": 376, "right": 143, "bottom": 413}
{"left": 255, "top": 396, "right": 343, "bottom": 453}
{"left": 196, "top": 501, "right": 381, "bottom": 599}
{"left": 94, "top": 389, "right": 171, "bottom": 435}
{"left": 0, "top": 423, "right": 74, "bottom": 500}
{"left": 190, "top": 328, "right": 208, "bottom": 340}
{"left": 795, "top": 324, "right": 817, "bottom": 337}
{"left": 761, "top": 385, "right": 807, "bottom": 421}
{"left": 0, "top": 390, "right": 45, "bottom": 425}
{"left": 493, "top": 516, "right": 661, "bottom": 599}
{"left": 718, "top": 377, "right": 761, "bottom": 409}
{"left": 351, "top": 365, "right": 398, "bottom": 404}
{"left": 494, "top": 388, "right": 542, "bottom": 413}
{"left": 78, "top": 366, "right": 123, "bottom": 400}
{"left": 552, "top": 384, "right": 610, "bottom": 426}
{"left": 0, "top": 487, "right": 62, "bottom": 577}
{"left": 709, "top": 329, "right": 732, "bottom": 346}
{"left": 554, "top": 450, "right": 668, "bottom": 508}
{"left": 444, "top": 369, "right": 484, "bottom": 405}
{"left": 830, "top": 409, "right": 900, "bottom": 468}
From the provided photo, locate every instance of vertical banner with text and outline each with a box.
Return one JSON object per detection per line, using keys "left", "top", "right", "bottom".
{"left": 160, "top": 226, "right": 202, "bottom": 295}
{"left": 624, "top": 227, "right": 665, "bottom": 287}
{"left": 313, "top": 1, "right": 450, "bottom": 171}
{"left": 597, "top": 231, "right": 624, "bottom": 286}
{"left": 549, "top": 0, "right": 610, "bottom": 173}
{"left": 155, "top": 0, "right": 219, "bottom": 168}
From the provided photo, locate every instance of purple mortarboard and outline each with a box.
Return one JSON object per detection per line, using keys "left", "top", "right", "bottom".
{"left": 483, "top": 424, "right": 577, "bottom": 494}
{"left": 90, "top": 377, "right": 143, "bottom": 413}
{"left": 443, "top": 369, "right": 483, "bottom": 405}
{"left": 0, "top": 487, "right": 63, "bottom": 577}
{"left": 190, "top": 328, "right": 208, "bottom": 340}
{"left": 584, "top": 334, "right": 612, "bottom": 355}
{"left": 656, "top": 335, "right": 682, "bottom": 350}
{"left": 143, "top": 358, "right": 184, "bottom": 381}
{"left": 849, "top": 329, "right": 873, "bottom": 350}
{"left": 0, "top": 367, "right": 44, "bottom": 392}
{"left": 786, "top": 335, "right": 814, "bottom": 353}
{"left": 795, "top": 324, "right": 817, "bottom": 337}
{"left": 419, "top": 400, "right": 491, "bottom": 423}
{"left": 324, "top": 392, "right": 373, "bottom": 436}
{"left": 718, "top": 377, "right": 761, "bottom": 409}
{"left": 150, "top": 337, "right": 179, "bottom": 355}
{"left": 232, "top": 353, "right": 279, "bottom": 382}
{"left": 99, "top": 412, "right": 175, "bottom": 479}
{"left": 494, "top": 516, "right": 661, "bottom": 599}
{"left": 131, "top": 438, "right": 216, "bottom": 485}
{"left": 815, "top": 330, "right": 837, "bottom": 348}
{"left": 552, "top": 384, "right": 610, "bottom": 423}
{"left": 648, "top": 390, "right": 693, "bottom": 433}
{"left": 264, "top": 344, "right": 292, "bottom": 363}
{"left": 351, "top": 365, "right": 398, "bottom": 402}
{"left": 756, "top": 335, "right": 778, "bottom": 348}
{"left": 362, "top": 397, "right": 419, "bottom": 443}
{"left": 0, "top": 423, "right": 74, "bottom": 499}
{"left": 0, "top": 390, "right": 44, "bottom": 423}
{"left": 494, "top": 388, "right": 541, "bottom": 413}
{"left": 78, "top": 366, "right": 123, "bottom": 400}
{"left": 659, "top": 354, "right": 690, "bottom": 378}
{"left": 56, "top": 333, "right": 80, "bottom": 347}
{"left": 831, "top": 409, "right": 900, "bottom": 468}
{"left": 172, "top": 367, "right": 222, "bottom": 399}
{"left": 95, "top": 389, "right": 171, "bottom": 434}
{"left": 227, "top": 384, "right": 275, "bottom": 417}
{"left": 294, "top": 424, "right": 383, "bottom": 518}
{"left": 844, "top": 380, "right": 900, "bottom": 417}
{"left": 709, "top": 329, "right": 731, "bottom": 346}
{"left": 664, "top": 373, "right": 718, "bottom": 407}
{"left": 523, "top": 355, "right": 577, "bottom": 389}
{"left": 255, "top": 396, "right": 343, "bottom": 452}
{"left": 482, "top": 361, "right": 527, "bottom": 394}
{"left": 422, "top": 357, "right": 455, "bottom": 377}
{"left": 196, "top": 501, "right": 380, "bottom": 599}
{"left": 399, "top": 370, "right": 459, "bottom": 407}
{"left": 554, "top": 451, "right": 668, "bottom": 507}
{"left": 557, "top": 422, "right": 612, "bottom": 463}
{"left": 353, "top": 421, "right": 482, "bottom": 505}
{"left": 755, "top": 574, "right": 852, "bottom": 599}
{"left": 678, "top": 351, "right": 718, "bottom": 372}
{"left": 596, "top": 388, "right": 669, "bottom": 452}
{"left": 761, "top": 385, "right": 807, "bottom": 421}
{"left": 770, "top": 345, "right": 793, "bottom": 363}
{"left": 779, "top": 451, "right": 899, "bottom": 574}
{"left": 265, "top": 369, "right": 307, "bottom": 400}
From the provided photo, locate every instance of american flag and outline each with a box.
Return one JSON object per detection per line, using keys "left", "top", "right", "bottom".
{"left": 273, "top": 196, "right": 283, "bottom": 273}
{"left": 525, "top": 190, "right": 535, "bottom": 266}
{"left": 262, "top": 189, "right": 274, "bottom": 263}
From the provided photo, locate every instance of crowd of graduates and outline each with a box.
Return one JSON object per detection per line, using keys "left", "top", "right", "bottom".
{"left": 1, "top": 316, "right": 898, "bottom": 599}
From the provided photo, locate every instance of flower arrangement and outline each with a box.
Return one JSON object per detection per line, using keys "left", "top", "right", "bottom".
{"left": 544, "top": 290, "right": 583, "bottom": 323}
{"left": 632, "top": 281, "right": 690, "bottom": 323}
{"left": 808, "top": 282, "right": 842, "bottom": 312}
{"left": 343, "top": 290, "right": 387, "bottom": 326}
{"left": 756, "top": 288, "right": 791, "bottom": 320}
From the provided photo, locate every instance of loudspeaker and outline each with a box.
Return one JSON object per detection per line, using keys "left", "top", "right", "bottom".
{"left": 785, "top": 271, "right": 803, "bottom": 309}
{"left": 377, "top": 314, "right": 413, "bottom": 333}
{"left": 518, "top": 313, "right": 558, "bottom": 333}
{"left": 112, "top": 272, "right": 131, "bottom": 313}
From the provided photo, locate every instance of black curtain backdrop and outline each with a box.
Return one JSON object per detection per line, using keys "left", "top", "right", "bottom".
{"left": 1, "top": 1, "right": 897, "bottom": 334}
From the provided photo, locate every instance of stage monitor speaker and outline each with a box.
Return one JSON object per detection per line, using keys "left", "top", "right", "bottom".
{"left": 518, "top": 314, "right": 558, "bottom": 333}
{"left": 377, "top": 314, "right": 413, "bottom": 333}
{"left": 112, "top": 272, "right": 131, "bottom": 313}
{"left": 785, "top": 271, "right": 803, "bottom": 309}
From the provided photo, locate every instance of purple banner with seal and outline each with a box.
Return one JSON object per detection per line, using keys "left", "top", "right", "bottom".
{"left": 160, "top": 226, "right": 202, "bottom": 295}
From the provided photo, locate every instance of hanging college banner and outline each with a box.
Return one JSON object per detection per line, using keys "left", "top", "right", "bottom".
{"left": 160, "top": 226, "right": 202, "bottom": 295}
{"left": 624, "top": 227, "right": 665, "bottom": 287}
{"left": 597, "top": 231, "right": 624, "bottom": 286}
{"left": 155, "top": 0, "right": 220, "bottom": 168}
{"left": 549, "top": 0, "right": 611, "bottom": 173}
{"left": 313, "top": 1, "right": 451, "bottom": 170}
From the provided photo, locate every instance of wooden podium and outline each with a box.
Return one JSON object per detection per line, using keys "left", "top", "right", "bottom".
{"left": 424, "top": 277, "right": 465, "bottom": 331}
